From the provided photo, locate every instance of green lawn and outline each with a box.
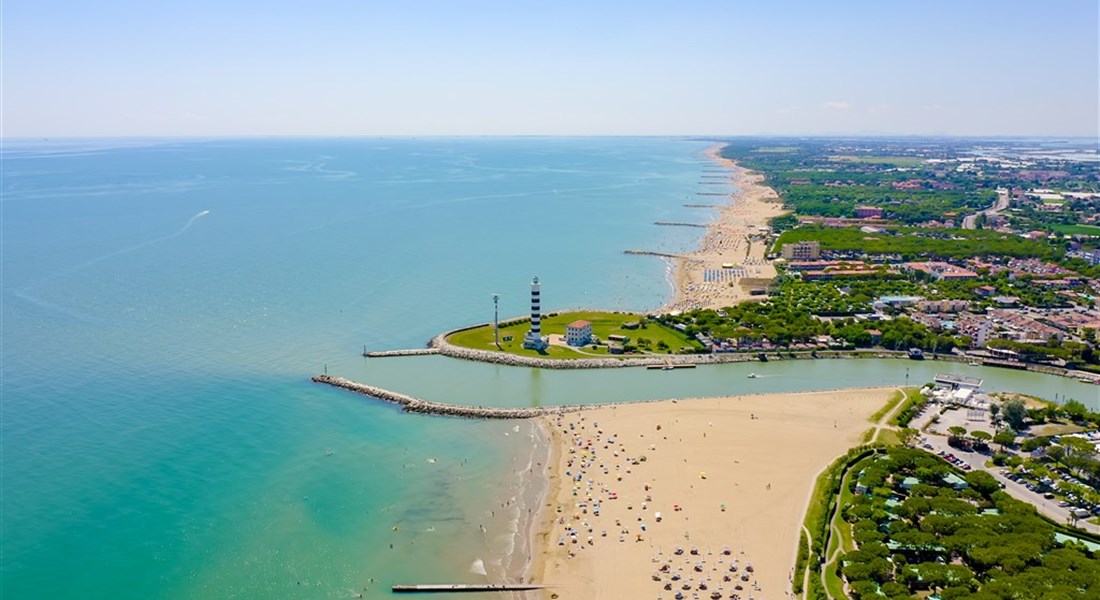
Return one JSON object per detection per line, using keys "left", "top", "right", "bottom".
{"left": 829, "top": 155, "right": 926, "bottom": 167}
{"left": 446, "top": 311, "right": 699, "bottom": 359}
{"left": 868, "top": 390, "right": 904, "bottom": 423}
{"left": 753, "top": 146, "right": 800, "bottom": 153}
{"left": 1050, "top": 223, "right": 1100, "bottom": 236}
{"left": 876, "top": 428, "right": 901, "bottom": 446}
{"left": 889, "top": 387, "right": 925, "bottom": 427}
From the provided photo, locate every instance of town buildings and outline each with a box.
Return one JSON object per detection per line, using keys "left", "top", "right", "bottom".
{"left": 781, "top": 240, "right": 821, "bottom": 260}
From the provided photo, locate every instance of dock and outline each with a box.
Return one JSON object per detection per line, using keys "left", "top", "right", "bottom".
{"left": 646, "top": 364, "right": 697, "bottom": 370}
{"left": 393, "top": 584, "right": 547, "bottom": 593}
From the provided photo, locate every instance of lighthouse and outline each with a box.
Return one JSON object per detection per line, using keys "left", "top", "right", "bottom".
{"left": 522, "top": 276, "right": 548, "bottom": 351}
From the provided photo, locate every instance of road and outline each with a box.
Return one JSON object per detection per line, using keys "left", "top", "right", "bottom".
{"left": 962, "top": 188, "right": 1011, "bottom": 229}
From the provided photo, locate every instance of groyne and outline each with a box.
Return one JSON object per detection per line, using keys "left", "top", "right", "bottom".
{"left": 654, "top": 221, "right": 708, "bottom": 228}
{"left": 365, "top": 348, "right": 440, "bottom": 358}
{"left": 624, "top": 249, "right": 681, "bottom": 258}
{"left": 311, "top": 374, "right": 588, "bottom": 419}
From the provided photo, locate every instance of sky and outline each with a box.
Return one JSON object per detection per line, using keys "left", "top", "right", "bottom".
{"left": 3, "top": 1, "right": 1098, "bottom": 137}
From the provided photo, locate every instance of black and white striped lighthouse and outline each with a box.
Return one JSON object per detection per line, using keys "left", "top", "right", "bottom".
{"left": 523, "top": 276, "right": 548, "bottom": 350}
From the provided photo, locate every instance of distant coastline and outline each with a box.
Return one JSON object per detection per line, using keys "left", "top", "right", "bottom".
{"left": 664, "top": 144, "right": 787, "bottom": 312}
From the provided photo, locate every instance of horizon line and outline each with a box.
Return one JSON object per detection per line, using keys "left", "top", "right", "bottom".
{"left": 2, "top": 133, "right": 1098, "bottom": 142}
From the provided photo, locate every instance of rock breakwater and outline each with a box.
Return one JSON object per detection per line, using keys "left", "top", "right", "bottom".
{"left": 311, "top": 375, "right": 589, "bottom": 419}
{"left": 364, "top": 348, "right": 440, "bottom": 358}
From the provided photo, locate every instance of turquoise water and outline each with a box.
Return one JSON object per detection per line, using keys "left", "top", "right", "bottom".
{"left": 2, "top": 138, "right": 1094, "bottom": 599}
{"left": 1, "top": 137, "right": 718, "bottom": 599}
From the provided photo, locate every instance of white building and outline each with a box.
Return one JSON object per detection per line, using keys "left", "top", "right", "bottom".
{"left": 565, "top": 320, "right": 592, "bottom": 346}
{"left": 934, "top": 373, "right": 983, "bottom": 391}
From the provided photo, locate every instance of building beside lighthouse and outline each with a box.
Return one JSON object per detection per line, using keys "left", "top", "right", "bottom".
{"left": 522, "top": 276, "right": 549, "bottom": 351}
{"left": 565, "top": 320, "right": 592, "bottom": 346}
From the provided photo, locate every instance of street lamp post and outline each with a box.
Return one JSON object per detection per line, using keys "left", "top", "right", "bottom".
{"left": 492, "top": 293, "right": 500, "bottom": 348}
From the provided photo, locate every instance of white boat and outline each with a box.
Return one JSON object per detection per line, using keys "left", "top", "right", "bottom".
{"left": 747, "top": 373, "right": 757, "bottom": 379}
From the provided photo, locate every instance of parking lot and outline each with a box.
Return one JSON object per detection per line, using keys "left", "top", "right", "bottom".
{"left": 910, "top": 398, "right": 1100, "bottom": 534}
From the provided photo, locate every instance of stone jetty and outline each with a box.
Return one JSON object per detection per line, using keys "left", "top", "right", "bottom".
{"left": 311, "top": 374, "right": 590, "bottom": 419}
{"left": 364, "top": 348, "right": 440, "bottom": 358}
{"left": 623, "top": 249, "right": 682, "bottom": 258}
{"left": 653, "top": 221, "right": 708, "bottom": 228}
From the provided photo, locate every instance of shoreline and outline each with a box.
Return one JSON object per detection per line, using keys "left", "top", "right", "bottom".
{"left": 664, "top": 145, "right": 787, "bottom": 312}
{"left": 524, "top": 419, "right": 560, "bottom": 590}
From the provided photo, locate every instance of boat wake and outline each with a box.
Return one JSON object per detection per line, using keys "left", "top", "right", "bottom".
{"left": 15, "top": 210, "right": 212, "bottom": 318}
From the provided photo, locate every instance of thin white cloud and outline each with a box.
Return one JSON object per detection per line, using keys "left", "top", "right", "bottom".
{"left": 824, "top": 101, "right": 851, "bottom": 110}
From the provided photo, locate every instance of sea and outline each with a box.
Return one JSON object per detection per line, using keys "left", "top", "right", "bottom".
{"left": 2, "top": 137, "right": 1096, "bottom": 599}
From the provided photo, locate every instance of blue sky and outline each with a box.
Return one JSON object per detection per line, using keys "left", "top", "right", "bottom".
{"left": 4, "top": 1, "right": 1097, "bottom": 137}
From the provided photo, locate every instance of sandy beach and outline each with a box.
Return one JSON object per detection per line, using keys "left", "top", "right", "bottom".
{"left": 666, "top": 145, "right": 788, "bottom": 312}
{"left": 531, "top": 388, "right": 894, "bottom": 600}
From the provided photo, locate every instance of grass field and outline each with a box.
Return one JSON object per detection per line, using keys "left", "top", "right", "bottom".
{"left": 875, "top": 428, "right": 901, "bottom": 446}
{"left": 1050, "top": 223, "right": 1100, "bottom": 236}
{"left": 829, "top": 155, "right": 926, "bottom": 167}
{"left": 446, "top": 311, "right": 699, "bottom": 359}
{"left": 868, "top": 390, "right": 904, "bottom": 423}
